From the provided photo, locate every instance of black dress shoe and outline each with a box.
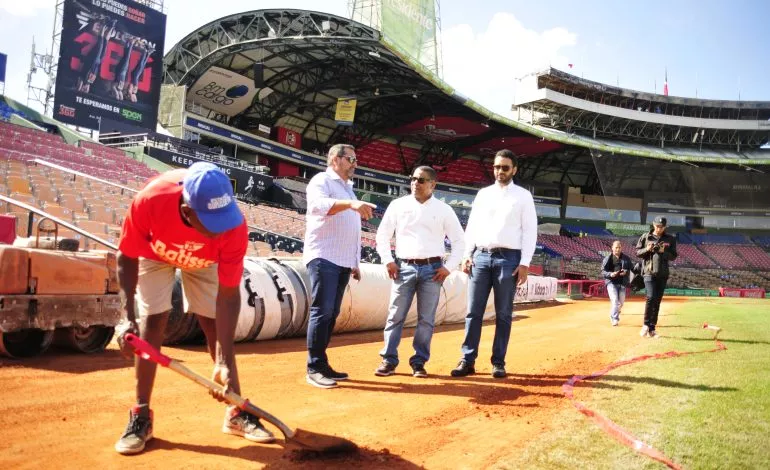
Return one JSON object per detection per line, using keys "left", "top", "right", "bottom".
{"left": 324, "top": 366, "right": 349, "bottom": 381}
{"left": 492, "top": 364, "right": 507, "bottom": 379}
{"left": 450, "top": 360, "right": 475, "bottom": 377}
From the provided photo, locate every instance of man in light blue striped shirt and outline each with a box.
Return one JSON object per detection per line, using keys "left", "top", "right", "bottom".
{"left": 303, "top": 144, "right": 375, "bottom": 388}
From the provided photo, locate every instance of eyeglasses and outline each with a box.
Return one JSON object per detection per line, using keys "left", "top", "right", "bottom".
{"left": 337, "top": 154, "right": 357, "bottom": 164}
{"left": 493, "top": 165, "right": 512, "bottom": 172}
{"left": 410, "top": 176, "right": 433, "bottom": 184}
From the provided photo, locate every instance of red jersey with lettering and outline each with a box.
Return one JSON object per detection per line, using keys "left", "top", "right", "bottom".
{"left": 118, "top": 169, "right": 248, "bottom": 287}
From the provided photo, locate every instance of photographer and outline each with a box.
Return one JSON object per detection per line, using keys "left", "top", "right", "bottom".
{"left": 635, "top": 216, "right": 678, "bottom": 338}
{"left": 600, "top": 241, "right": 633, "bottom": 326}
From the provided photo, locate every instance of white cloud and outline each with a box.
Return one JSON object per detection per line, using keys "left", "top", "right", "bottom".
{"left": 441, "top": 12, "right": 576, "bottom": 116}
{"left": 0, "top": 0, "right": 51, "bottom": 17}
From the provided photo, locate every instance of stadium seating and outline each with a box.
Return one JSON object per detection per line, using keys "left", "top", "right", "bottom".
{"left": 733, "top": 246, "right": 770, "bottom": 270}
{"left": 538, "top": 234, "right": 603, "bottom": 260}
{"left": 699, "top": 245, "right": 744, "bottom": 269}
{"left": 562, "top": 259, "right": 770, "bottom": 292}
{"left": 5, "top": 156, "right": 769, "bottom": 290}
{"left": 574, "top": 236, "right": 614, "bottom": 255}
{"left": 2, "top": 120, "right": 768, "bottom": 293}
{"left": 540, "top": 228, "right": 770, "bottom": 292}
{"left": 238, "top": 200, "right": 379, "bottom": 252}
{"left": 673, "top": 243, "right": 718, "bottom": 268}
{"left": 356, "top": 140, "right": 490, "bottom": 185}
{"left": 440, "top": 157, "right": 489, "bottom": 186}
{"left": 0, "top": 120, "right": 156, "bottom": 185}
{"left": 356, "top": 141, "right": 418, "bottom": 174}
{"left": 1, "top": 150, "right": 137, "bottom": 245}
{"left": 240, "top": 202, "right": 306, "bottom": 240}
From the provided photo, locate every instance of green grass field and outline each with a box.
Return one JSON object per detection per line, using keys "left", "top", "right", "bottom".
{"left": 502, "top": 298, "right": 770, "bottom": 470}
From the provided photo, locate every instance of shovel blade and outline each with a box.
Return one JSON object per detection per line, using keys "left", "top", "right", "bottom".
{"left": 285, "top": 428, "right": 357, "bottom": 454}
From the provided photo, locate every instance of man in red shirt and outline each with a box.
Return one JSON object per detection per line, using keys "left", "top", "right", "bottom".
{"left": 114, "top": 162, "right": 274, "bottom": 455}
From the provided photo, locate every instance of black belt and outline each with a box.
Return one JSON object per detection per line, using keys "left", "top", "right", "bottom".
{"left": 477, "top": 247, "right": 519, "bottom": 254}
{"left": 400, "top": 256, "right": 443, "bottom": 265}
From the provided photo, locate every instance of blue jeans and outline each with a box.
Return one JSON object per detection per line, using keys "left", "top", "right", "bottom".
{"left": 461, "top": 249, "right": 521, "bottom": 366}
{"left": 643, "top": 275, "right": 668, "bottom": 331}
{"left": 306, "top": 258, "right": 351, "bottom": 373}
{"left": 380, "top": 260, "right": 443, "bottom": 367}
{"left": 606, "top": 283, "right": 626, "bottom": 321}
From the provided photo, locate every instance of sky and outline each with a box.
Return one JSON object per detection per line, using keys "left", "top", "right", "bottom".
{"left": 0, "top": 0, "right": 768, "bottom": 117}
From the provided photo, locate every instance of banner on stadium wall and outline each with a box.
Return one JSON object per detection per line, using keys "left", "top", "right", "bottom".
{"left": 145, "top": 147, "right": 273, "bottom": 200}
{"left": 381, "top": 0, "right": 436, "bottom": 65}
{"left": 187, "top": 67, "right": 259, "bottom": 117}
{"left": 335, "top": 97, "right": 357, "bottom": 125}
{"left": 514, "top": 275, "right": 559, "bottom": 303}
{"left": 53, "top": 0, "right": 166, "bottom": 130}
{"left": 276, "top": 127, "right": 302, "bottom": 149}
{"left": 0, "top": 53, "right": 7, "bottom": 83}
{"left": 606, "top": 222, "right": 649, "bottom": 233}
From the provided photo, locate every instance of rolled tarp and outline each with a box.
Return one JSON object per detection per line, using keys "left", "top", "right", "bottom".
{"left": 165, "top": 258, "right": 558, "bottom": 344}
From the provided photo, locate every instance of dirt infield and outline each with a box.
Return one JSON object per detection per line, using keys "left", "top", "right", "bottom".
{"left": 0, "top": 298, "right": 678, "bottom": 469}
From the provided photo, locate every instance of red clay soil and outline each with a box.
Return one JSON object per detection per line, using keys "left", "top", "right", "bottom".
{"left": 0, "top": 297, "right": 683, "bottom": 469}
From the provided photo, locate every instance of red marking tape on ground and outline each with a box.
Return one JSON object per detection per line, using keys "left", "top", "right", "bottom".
{"left": 563, "top": 334, "right": 726, "bottom": 469}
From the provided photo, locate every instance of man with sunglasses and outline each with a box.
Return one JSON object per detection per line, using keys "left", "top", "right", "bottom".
{"left": 304, "top": 144, "right": 376, "bottom": 388}
{"left": 451, "top": 150, "right": 537, "bottom": 379}
{"left": 374, "top": 166, "right": 465, "bottom": 378}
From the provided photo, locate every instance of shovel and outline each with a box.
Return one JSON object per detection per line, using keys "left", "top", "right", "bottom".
{"left": 124, "top": 333, "right": 356, "bottom": 454}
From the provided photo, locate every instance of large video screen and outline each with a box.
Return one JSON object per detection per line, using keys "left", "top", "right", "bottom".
{"left": 53, "top": 0, "right": 166, "bottom": 130}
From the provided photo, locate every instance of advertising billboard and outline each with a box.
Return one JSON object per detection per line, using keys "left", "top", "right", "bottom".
{"left": 145, "top": 147, "right": 273, "bottom": 200}
{"left": 381, "top": 0, "right": 436, "bottom": 67}
{"left": 53, "top": 0, "right": 166, "bottom": 130}
{"left": 187, "top": 67, "right": 259, "bottom": 117}
{"left": 276, "top": 127, "right": 302, "bottom": 149}
{"left": 334, "top": 96, "right": 357, "bottom": 126}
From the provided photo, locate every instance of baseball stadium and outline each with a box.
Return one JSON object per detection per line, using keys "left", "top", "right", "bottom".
{"left": 1, "top": 1, "right": 769, "bottom": 469}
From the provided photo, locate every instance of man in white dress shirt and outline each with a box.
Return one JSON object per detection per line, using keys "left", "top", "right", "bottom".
{"left": 303, "top": 144, "right": 375, "bottom": 389}
{"left": 374, "top": 166, "right": 465, "bottom": 378}
{"left": 451, "top": 150, "right": 538, "bottom": 379}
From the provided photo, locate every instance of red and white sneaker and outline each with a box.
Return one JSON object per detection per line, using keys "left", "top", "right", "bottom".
{"left": 223, "top": 406, "right": 275, "bottom": 443}
{"left": 115, "top": 405, "right": 153, "bottom": 455}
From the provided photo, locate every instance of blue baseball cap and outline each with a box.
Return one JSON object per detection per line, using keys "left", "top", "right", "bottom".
{"left": 182, "top": 162, "right": 243, "bottom": 234}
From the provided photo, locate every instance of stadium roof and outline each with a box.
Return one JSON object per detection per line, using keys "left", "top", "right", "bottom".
{"left": 530, "top": 67, "right": 770, "bottom": 112}
{"left": 163, "top": 8, "right": 770, "bottom": 177}
{"left": 162, "top": 9, "right": 553, "bottom": 167}
{"left": 514, "top": 68, "right": 770, "bottom": 150}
